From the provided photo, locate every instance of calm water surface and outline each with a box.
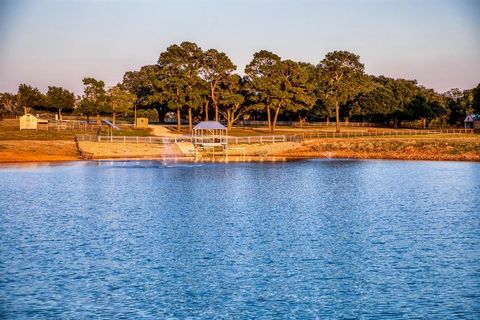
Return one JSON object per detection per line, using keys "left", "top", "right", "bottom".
{"left": 1, "top": 160, "right": 479, "bottom": 319}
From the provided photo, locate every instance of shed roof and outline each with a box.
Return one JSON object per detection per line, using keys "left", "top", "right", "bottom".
{"left": 20, "top": 113, "right": 37, "bottom": 119}
{"left": 464, "top": 114, "right": 480, "bottom": 122}
{"left": 193, "top": 121, "right": 226, "bottom": 130}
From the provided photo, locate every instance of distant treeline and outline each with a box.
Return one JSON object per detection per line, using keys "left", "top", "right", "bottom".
{"left": 1, "top": 41, "right": 479, "bottom": 132}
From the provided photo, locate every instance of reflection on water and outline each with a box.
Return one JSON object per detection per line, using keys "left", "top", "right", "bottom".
{"left": 1, "top": 160, "right": 479, "bottom": 318}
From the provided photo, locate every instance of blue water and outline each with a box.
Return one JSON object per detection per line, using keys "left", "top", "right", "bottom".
{"left": 1, "top": 160, "right": 479, "bottom": 319}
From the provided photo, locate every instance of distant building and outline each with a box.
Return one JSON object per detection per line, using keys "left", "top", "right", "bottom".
{"left": 136, "top": 117, "right": 149, "bottom": 128}
{"left": 19, "top": 113, "right": 38, "bottom": 130}
{"left": 464, "top": 114, "right": 480, "bottom": 129}
{"left": 164, "top": 112, "right": 176, "bottom": 123}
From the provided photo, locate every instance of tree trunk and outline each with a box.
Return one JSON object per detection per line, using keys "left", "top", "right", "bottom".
{"left": 267, "top": 106, "right": 272, "bottom": 132}
{"left": 177, "top": 107, "right": 181, "bottom": 131}
{"left": 210, "top": 83, "right": 219, "bottom": 122}
{"left": 204, "top": 100, "right": 209, "bottom": 121}
{"left": 422, "top": 118, "right": 427, "bottom": 129}
{"left": 87, "top": 114, "right": 90, "bottom": 124}
{"left": 326, "top": 117, "right": 329, "bottom": 125}
{"left": 272, "top": 107, "right": 281, "bottom": 132}
{"left": 59, "top": 108, "right": 62, "bottom": 120}
{"left": 134, "top": 105, "right": 137, "bottom": 127}
{"left": 188, "top": 107, "right": 193, "bottom": 132}
{"left": 96, "top": 114, "right": 101, "bottom": 125}
{"left": 154, "top": 106, "right": 166, "bottom": 123}
{"left": 335, "top": 101, "right": 340, "bottom": 133}
{"left": 227, "top": 111, "right": 233, "bottom": 130}
{"left": 112, "top": 113, "right": 116, "bottom": 125}
{"left": 298, "top": 116, "right": 306, "bottom": 127}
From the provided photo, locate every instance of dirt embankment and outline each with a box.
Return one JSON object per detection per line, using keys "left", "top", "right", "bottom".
{"left": 0, "top": 140, "right": 80, "bottom": 162}
{"left": 277, "top": 137, "right": 480, "bottom": 161}
{"left": 77, "top": 141, "right": 183, "bottom": 159}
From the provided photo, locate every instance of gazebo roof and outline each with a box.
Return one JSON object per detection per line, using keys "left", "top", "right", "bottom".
{"left": 193, "top": 121, "right": 226, "bottom": 130}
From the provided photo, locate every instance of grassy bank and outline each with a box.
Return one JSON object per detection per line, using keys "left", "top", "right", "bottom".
{"left": 278, "top": 136, "right": 480, "bottom": 161}
{"left": 0, "top": 119, "right": 151, "bottom": 140}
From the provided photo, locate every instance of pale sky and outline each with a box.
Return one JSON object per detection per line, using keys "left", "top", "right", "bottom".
{"left": 0, "top": 0, "right": 479, "bottom": 95}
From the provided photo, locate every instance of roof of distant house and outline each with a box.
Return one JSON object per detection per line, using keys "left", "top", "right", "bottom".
{"left": 464, "top": 114, "right": 480, "bottom": 122}
{"left": 193, "top": 121, "right": 226, "bottom": 130}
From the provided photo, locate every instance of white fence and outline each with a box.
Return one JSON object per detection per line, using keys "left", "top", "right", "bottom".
{"left": 75, "top": 134, "right": 296, "bottom": 144}
{"left": 37, "top": 120, "right": 101, "bottom": 131}
{"left": 238, "top": 120, "right": 381, "bottom": 127}
{"left": 76, "top": 135, "right": 190, "bottom": 144}
{"left": 300, "top": 128, "right": 474, "bottom": 139}
{"left": 75, "top": 128, "right": 474, "bottom": 146}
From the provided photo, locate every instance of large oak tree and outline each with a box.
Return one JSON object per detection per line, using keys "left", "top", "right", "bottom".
{"left": 17, "top": 84, "right": 45, "bottom": 114}
{"left": 107, "top": 85, "right": 136, "bottom": 125}
{"left": 201, "top": 49, "right": 236, "bottom": 121}
{"left": 317, "top": 51, "right": 365, "bottom": 132}
{"left": 158, "top": 41, "right": 205, "bottom": 131}
{"left": 46, "top": 86, "right": 75, "bottom": 120}
{"left": 79, "top": 77, "right": 107, "bottom": 124}
{"left": 246, "top": 51, "right": 314, "bottom": 132}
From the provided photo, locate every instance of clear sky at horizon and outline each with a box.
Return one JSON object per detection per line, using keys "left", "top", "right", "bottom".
{"left": 0, "top": 0, "right": 479, "bottom": 95}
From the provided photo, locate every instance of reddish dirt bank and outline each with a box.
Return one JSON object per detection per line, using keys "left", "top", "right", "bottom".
{"left": 0, "top": 140, "right": 80, "bottom": 162}
{"left": 276, "top": 136, "right": 480, "bottom": 162}
{"left": 1, "top": 136, "right": 479, "bottom": 163}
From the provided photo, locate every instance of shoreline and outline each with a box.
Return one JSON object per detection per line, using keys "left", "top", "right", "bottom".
{"left": 1, "top": 153, "right": 479, "bottom": 165}
{"left": 1, "top": 134, "right": 479, "bottom": 164}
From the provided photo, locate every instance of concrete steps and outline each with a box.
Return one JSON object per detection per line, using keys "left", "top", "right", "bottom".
{"left": 175, "top": 142, "right": 195, "bottom": 157}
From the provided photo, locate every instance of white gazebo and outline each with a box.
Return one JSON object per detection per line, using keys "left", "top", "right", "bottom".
{"left": 192, "top": 121, "right": 228, "bottom": 158}
{"left": 192, "top": 121, "right": 228, "bottom": 147}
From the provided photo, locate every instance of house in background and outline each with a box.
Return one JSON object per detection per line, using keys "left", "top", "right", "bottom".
{"left": 464, "top": 114, "right": 480, "bottom": 129}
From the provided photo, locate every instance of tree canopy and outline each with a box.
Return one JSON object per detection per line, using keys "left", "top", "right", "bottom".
{"left": 2, "top": 42, "right": 477, "bottom": 131}
{"left": 78, "top": 77, "right": 108, "bottom": 123}
{"left": 0, "top": 93, "right": 18, "bottom": 117}
{"left": 107, "top": 85, "right": 135, "bottom": 125}
{"left": 16, "top": 84, "right": 45, "bottom": 114}
{"left": 46, "top": 86, "right": 75, "bottom": 119}
{"left": 317, "top": 51, "right": 365, "bottom": 132}
{"left": 201, "top": 48, "right": 236, "bottom": 121}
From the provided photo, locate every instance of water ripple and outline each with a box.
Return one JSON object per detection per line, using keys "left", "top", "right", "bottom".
{"left": 0, "top": 160, "right": 479, "bottom": 318}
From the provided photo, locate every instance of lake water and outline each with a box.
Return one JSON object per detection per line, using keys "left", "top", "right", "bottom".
{"left": 1, "top": 160, "right": 479, "bottom": 318}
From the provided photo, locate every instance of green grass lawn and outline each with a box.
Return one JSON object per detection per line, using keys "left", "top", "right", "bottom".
{"left": 0, "top": 119, "right": 152, "bottom": 140}
{"left": 1, "top": 118, "right": 476, "bottom": 141}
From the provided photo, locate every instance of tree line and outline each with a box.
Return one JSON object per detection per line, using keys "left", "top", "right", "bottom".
{"left": 1, "top": 41, "right": 479, "bottom": 132}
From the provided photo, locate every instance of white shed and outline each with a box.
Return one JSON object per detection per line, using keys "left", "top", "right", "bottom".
{"left": 19, "top": 113, "right": 38, "bottom": 130}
